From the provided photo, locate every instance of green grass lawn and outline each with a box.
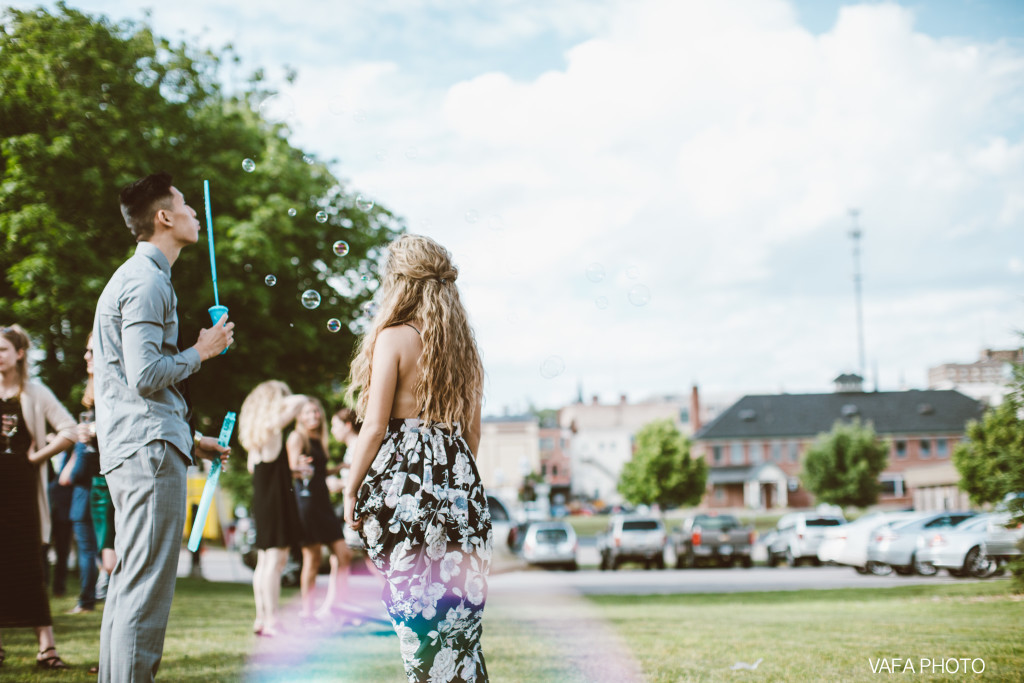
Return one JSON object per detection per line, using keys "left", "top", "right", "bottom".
{"left": 3, "top": 575, "right": 1020, "bottom": 681}
{"left": 588, "top": 580, "right": 1024, "bottom": 682}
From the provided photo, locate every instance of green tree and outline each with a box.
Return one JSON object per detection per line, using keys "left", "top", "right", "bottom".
{"left": 952, "top": 362, "right": 1024, "bottom": 590}
{"left": 618, "top": 419, "right": 707, "bottom": 508}
{"left": 0, "top": 4, "right": 399, "bottom": 427}
{"left": 800, "top": 419, "right": 889, "bottom": 509}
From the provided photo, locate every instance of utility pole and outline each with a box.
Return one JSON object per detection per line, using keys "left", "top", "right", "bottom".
{"left": 848, "top": 209, "right": 866, "bottom": 379}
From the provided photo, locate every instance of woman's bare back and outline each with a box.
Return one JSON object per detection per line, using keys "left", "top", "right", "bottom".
{"left": 388, "top": 322, "right": 423, "bottom": 419}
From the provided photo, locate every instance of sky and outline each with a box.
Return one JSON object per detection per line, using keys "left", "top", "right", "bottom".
{"left": 6, "top": 0, "right": 1024, "bottom": 415}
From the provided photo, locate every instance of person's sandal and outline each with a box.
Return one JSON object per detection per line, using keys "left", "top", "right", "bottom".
{"left": 36, "top": 646, "right": 70, "bottom": 670}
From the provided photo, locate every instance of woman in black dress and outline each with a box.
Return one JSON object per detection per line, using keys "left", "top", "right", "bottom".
{"left": 344, "top": 235, "right": 492, "bottom": 682}
{"left": 238, "top": 380, "right": 307, "bottom": 637}
{"left": 287, "top": 397, "right": 352, "bottom": 620}
{"left": 0, "top": 324, "right": 76, "bottom": 670}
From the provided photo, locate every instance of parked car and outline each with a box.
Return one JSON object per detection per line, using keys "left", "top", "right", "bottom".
{"left": 866, "top": 511, "right": 977, "bottom": 576}
{"left": 982, "top": 511, "right": 1024, "bottom": 566}
{"left": 597, "top": 515, "right": 666, "bottom": 570}
{"left": 519, "top": 521, "right": 578, "bottom": 570}
{"left": 817, "top": 511, "right": 921, "bottom": 573}
{"left": 766, "top": 512, "right": 846, "bottom": 567}
{"left": 671, "top": 513, "right": 756, "bottom": 568}
{"left": 918, "top": 514, "right": 999, "bottom": 578}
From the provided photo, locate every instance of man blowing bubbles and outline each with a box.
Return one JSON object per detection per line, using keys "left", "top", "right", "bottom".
{"left": 92, "top": 172, "right": 234, "bottom": 682}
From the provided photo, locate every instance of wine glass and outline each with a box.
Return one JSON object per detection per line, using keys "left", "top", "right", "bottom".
{"left": 298, "top": 462, "right": 314, "bottom": 497}
{"left": 78, "top": 409, "right": 96, "bottom": 441}
{"left": 2, "top": 413, "right": 18, "bottom": 456}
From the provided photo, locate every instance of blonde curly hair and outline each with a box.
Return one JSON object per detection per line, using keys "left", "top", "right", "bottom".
{"left": 347, "top": 234, "right": 484, "bottom": 429}
{"left": 238, "top": 380, "right": 293, "bottom": 453}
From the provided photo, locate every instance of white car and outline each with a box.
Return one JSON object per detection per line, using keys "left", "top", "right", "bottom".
{"left": 918, "top": 514, "right": 998, "bottom": 578}
{"left": 983, "top": 511, "right": 1024, "bottom": 565}
{"left": 817, "top": 511, "right": 922, "bottom": 573}
{"left": 520, "top": 521, "right": 578, "bottom": 570}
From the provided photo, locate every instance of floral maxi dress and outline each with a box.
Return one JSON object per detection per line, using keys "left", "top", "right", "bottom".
{"left": 355, "top": 418, "right": 493, "bottom": 683}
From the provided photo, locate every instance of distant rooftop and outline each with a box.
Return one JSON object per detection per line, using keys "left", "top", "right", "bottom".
{"left": 694, "top": 389, "right": 984, "bottom": 440}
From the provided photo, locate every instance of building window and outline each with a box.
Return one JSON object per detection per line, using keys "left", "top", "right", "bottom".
{"left": 895, "top": 440, "right": 907, "bottom": 459}
{"left": 552, "top": 465, "right": 558, "bottom": 477}
{"left": 789, "top": 441, "right": 799, "bottom": 463}
{"left": 712, "top": 445, "right": 723, "bottom": 465}
{"left": 539, "top": 438, "right": 555, "bottom": 451}
{"left": 879, "top": 474, "right": 905, "bottom": 497}
{"left": 936, "top": 439, "right": 949, "bottom": 458}
{"left": 750, "top": 442, "right": 763, "bottom": 464}
{"left": 771, "top": 441, "right": 782, "bottom": 462}
{"left": 731, "top": 442, "right": 744, "bottom": 465}
{"left": 920, "top": 439, "right": 932, "bottom": 459}
{"left": 787, "top": 477, "right": 799, "bottom": 492}
{"left": 541, "top": 464, "right": 547, "bottom": 475}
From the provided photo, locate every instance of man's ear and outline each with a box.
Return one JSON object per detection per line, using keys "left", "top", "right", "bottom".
{"left": 154, "top": 207, "right": 172, "bottom": 230}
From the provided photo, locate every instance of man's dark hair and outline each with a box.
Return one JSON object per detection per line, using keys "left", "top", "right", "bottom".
{"left": 119, "top": 172, "right": 174, "bottom": 242}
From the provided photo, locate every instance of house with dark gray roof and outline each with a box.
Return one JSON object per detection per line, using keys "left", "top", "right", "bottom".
{"left": 691, "top": 376, "right": 985, "bottom": 509}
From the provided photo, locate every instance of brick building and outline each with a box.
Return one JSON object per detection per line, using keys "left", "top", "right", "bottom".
{"left": 928, "top": 347, "right": 1021, "bottom": 406}
{"left": 691, "top": 375, "right": 985, "bottom": 509}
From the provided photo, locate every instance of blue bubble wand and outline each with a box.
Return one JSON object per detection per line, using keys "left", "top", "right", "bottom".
{"left": 188, "top": 411, "right": 236, "bottom": 552}
{"left": 203, "top": 180, "right": 229, "bottom": 349}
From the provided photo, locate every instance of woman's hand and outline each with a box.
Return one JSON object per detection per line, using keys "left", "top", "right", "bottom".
{"left": 344, "top": 491, "right": 362, "bottom": 531}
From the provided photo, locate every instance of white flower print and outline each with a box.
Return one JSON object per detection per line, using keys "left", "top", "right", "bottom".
{"left": 453, "top": 451, "right": 473, "bottom": 487}
{"left": 425, "top": 522, "right": 447, "bottom": 561}
{"left": 396, "top": 493, "right": 420, "bottom": 523}
{"left": 396, "top": 622, "right": 421, "bottom": 662}
{"left": 465, "top": 569, "right": 486, "bottom": 606}
{"left": 460, "top": 655, "right": 478, "bottom": 682}
{"left": 428, "top": 646, "right": 458, "bottom": 683}
{"left": 385, "top": 471, "right": 408, "bottom": 508}
{"left": 440, "top": 550, "right": 463, "bottom": 582}
{"left": 363, "top": 515, "right": 383, "bottom": 549}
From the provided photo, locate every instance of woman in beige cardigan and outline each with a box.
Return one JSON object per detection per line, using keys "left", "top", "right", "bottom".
{"left": 0, "top": 324, "right": 76, "bottom": 669}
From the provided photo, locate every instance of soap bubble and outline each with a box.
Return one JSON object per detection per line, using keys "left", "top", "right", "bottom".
{"left": 265, "top": 275, "right": 277, "bottom": 287}
{"left": 404, "top": 146, "right": 419, "bottom": 160}
{"left": 327, "top": 318, "right": 342, "bottom": 333}
{"left": 258, "top": 94, "right": 294, "bottom": 124}
{"left": 315, "top": 210, "right": 328, "bottom": 224}
{"left": 290, "top": 257, "right": 300, "bottom": 266}
{"left": 241, "top": 158, "right": 256, "bottom": 173}
{"left": 540, "top": 355, "right": 566, "bottom": 379}
{"left": 628, "top": 285, "right": 651, "bottom": 307}
{"left": 585, "top": 263, "right": 606, "bottom": 283}
{"left": 595, "top": 296, "right": 609, "bottom": 310}
{"left": 287, "top": 208, "right": 297, "bottom": 217}
{"left": 464, "top": 210, "right": 479, "bottom": 224}
{"left": 244, "top": 263, "right": 253, "bottom": 273}
{"left": 356, "top": 195, "right": 374, "bottom": 212}
{"left": 301, "top": 290, "right": 322, "bottom": 309}
{"left": 332, "top": 240, "right": 350, "bottom": 257}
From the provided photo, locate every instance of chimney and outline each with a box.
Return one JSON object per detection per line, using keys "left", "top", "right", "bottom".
{"left": 690, "top": 385, "right": 702, "bottom": 432}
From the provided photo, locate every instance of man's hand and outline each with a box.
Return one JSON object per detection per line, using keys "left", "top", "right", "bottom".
{"left": 193, "top": 314, "right": 235, "bottom": 362}
{"left": 196, "top": 435, "right": 230, "bottom": 467}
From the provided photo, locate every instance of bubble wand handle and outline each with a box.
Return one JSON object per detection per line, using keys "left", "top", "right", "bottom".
{"left": 203, "top": 179, "right": 219, "bottom": 308}
{"left": 187, "top": 411, "right": 236, "bottom": 553}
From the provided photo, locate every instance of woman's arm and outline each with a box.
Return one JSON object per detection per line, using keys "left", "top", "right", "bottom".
{"left": 275, "top": 394, "right": 308, "bottom": 431}
{"left": 465, "top": 398, "right": 483, "bottom": 457}
{"left": 285, "top": 431, "right": 308, "bottom": 478}
{"left": 344, "top": 330, "right": 401, "bottom": 529}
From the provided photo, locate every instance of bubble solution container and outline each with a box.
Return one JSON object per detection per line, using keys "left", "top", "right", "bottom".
{"left": 208, "top": 305, "right": 229, "bottom": 354}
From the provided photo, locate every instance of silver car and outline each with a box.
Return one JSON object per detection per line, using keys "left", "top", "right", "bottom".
{"left": 766, "top": 512, "right": 846, "bottom": 567}
{"left": 817, "top": 511, "right": 922, "bottom": 573}
{"left": 519, "top": 521, "right": 578, "bottom": 571}
{"left": 866, "top": 512, "right": 977, "bottom": 576}
{"left": 982, "top": 511, "right": 1024, "bottom": 565}
{"left": 917, "top": 514, "right": 998, "bottom": 578}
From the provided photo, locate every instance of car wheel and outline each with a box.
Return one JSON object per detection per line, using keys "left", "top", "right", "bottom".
{"left": 964, "top": 546, "right": 996, "bottom": 578}
{"left": 785, "top": 548, "right": 798, "bottom": 568}
{"left": 741, "top": 557, "right": 753, "bottom": 569}
{"left": 567, "top": 561, "right": 578, "bottom": 572}
{"left": 867, "top": 561, "right": 893, "bottom": 576}
{"left": 599, "top": 552, "right": 609, "bottom": 571}
{"left": 912, "top": 554, "right": 938, "bottom": 577}
{"left": 767, "top": 551, "right": 779, "bottom": 567}
{"left": 611, "top": 556, "right": 621, "bottom": 571}
{"left": 854, "top": 566, "right": 869, "bottom": 575}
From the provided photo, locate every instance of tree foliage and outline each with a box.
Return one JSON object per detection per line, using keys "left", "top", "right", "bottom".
{"left": 953, "top": 364, "right": 1024, "bottom": 509}
{"left": 800, "top": 419, "right": 889, "bottom": 508}
{"left": 618, "top": 419, "right": 707, "bottom": 508}
{"left": 0, "top": 5, "right": 400, "bottom": 428}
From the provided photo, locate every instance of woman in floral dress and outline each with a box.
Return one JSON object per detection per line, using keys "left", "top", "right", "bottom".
{"left": 344, "top": 234, "right": 492, "bottom": 683}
